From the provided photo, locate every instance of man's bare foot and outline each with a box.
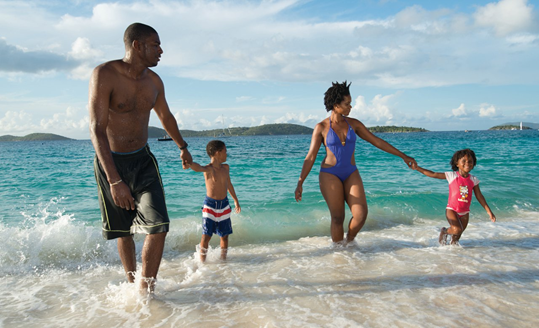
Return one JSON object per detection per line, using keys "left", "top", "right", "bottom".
{"left": 139, "top": 277, "right": 156, "bottom": 296}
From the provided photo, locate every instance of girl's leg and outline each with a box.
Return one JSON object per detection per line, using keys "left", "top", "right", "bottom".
{"left": 343, "top": 171, "right": 368, "bottom": 242}
{"left": 199, "top": 234, "right": 211, "bottom": 262}
{"left": 319, "top": 172, "right": 346, "bottom": 242}
{"left": 450, "top": 214, "right": 469, "bottom": 244}
{"left": 220, "top": 235, "right": 229, "bottom": 260}
{"left": 445, "top": 210, "right": 468, "bottom": 244}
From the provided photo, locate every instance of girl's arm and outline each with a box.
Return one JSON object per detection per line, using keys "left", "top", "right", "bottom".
{"left": 226, "top": 167, "right": 241, "bottom": 213}
{"left": 351, "top": 119, "right": 416, "bottom": 168}
{"left": 414, "top": 166, "right": 446, "bottom": 179}
{"left": 295, "top": 123, "right": 324, "bottom": 202}
{"left": 473, "top": 185, "right": 496, "bottom": 222}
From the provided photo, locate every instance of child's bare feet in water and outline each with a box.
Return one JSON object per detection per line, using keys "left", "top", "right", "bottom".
{"left": 438, "top": 227, "right": 448, "bottom": 245}
{"left": 450, "top": 234, "right": 460, "bottom": 246}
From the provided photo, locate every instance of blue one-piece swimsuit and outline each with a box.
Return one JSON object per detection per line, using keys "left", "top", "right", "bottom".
{"left": 320, "top": 118, "right": 358, "bottom": 182}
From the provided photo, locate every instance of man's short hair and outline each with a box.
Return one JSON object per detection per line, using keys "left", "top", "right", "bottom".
{"left": 124, "top": 23, "right": 157, "bottom": 46}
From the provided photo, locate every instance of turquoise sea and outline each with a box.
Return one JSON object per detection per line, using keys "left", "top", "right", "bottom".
{"left": 1, "top": 130, "right": 538, "bottom": 327}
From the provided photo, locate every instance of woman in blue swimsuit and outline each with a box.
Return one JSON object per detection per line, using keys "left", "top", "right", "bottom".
{"left": 295, "top": 81, "right": 417, "bottom": 243}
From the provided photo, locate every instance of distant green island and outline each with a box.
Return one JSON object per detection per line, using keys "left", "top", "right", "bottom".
{"left": 489, "top": 122, "right": 536, "bottom": 130}
{"left": 1, "top": 123, "right": 431, "bottom": 142}
{"left": 151, "top": 123, "right": 314, "bottom": 138}
{"left": 151, "top": 123, "right": 428, "bottom": 138}
{"left": 367, "top": 126, "right": 428, "bottom": 133}
{"left": 0, "top": 133, "right": 73, "bottom": 142}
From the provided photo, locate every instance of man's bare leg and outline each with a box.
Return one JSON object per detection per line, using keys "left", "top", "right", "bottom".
{"left": 140, "top": 232, "right": 167, "bottom": 292}
{"left": 117, "top": 236, "right": 137, "bottom": 283}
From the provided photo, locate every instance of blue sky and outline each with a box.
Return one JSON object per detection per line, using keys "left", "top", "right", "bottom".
{"left": 0, "top": 0, "right": 538, "bottom": 139}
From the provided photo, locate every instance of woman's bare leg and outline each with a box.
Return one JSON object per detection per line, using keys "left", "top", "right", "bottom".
{"left": 319, "top": 172, "right": 346, "bottom": 242}
{"left": 343, "top": 171, "right": 368, "bottom": 242}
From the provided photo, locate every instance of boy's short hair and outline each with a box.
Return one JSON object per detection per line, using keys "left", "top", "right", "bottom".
{"left": 450, "top": 148, "right": 477, "bottom": 171}
{"left": 206, "top": 140, "right": 226, "bottom": 157}
{"left": 324, "top": 81, "right": 351, "bottom": 112}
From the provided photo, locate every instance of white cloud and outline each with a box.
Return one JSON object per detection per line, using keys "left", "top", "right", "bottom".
{"left": 68, "top": 37, "right": 103, "bottom": 61}
{"left": 39, "top": 107, "right": 89, "bottom": 131}
{"left": 351, "top": 94, "right": 396, "bottom": 125}
{"left": 479, "top": 104, "right": 497, "bottom": 117}
{"left": 0, "top": 110, "right": 35, "bottom": 132}
{"left": 1, "top": 0, "right": 538, "bottom": 86}
{"left": 452, "top": 103, "right": 467, "bottom": 117}
{"left": 236, "top": 96, "right": 255, "bottom": 102}
{"left": 474, "top": 0, "right": 534, "bottom": 37}
{"left": 275, "top": 112, "right": 320, "bottom": 126}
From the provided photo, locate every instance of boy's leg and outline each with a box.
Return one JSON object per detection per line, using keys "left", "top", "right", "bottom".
{"left": 220, "top": 235, "right": 229, "bottom": 260}
{"left": 141, "top": 232, "right": 167, "bottom": 292}
{"left": 117, "top": 236, "right": 137, "bottom": 283}
{"left": 200, "top": 234, "right": 211, "bottom": 262}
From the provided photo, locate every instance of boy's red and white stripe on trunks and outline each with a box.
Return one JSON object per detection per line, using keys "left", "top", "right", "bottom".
{"left": 202, "top": 205, "right": 232, "bottom": 222}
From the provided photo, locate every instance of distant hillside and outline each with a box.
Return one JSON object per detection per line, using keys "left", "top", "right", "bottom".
{"left": 150, "top": 123, "right": 313, "bottom": 138}
{"left": 0, "top": 133, "right": 73, "bottom": 142}
{"left": 489, "top": 125, "right": 533, "bottom": 131}
{"left": 490, "top": 122, "right": 538, "bottom": 130}
{"left": 150, "top": 123, "right": 430, "bottom": 139}
{"left": 367, "top": 126, "right": 428, "bottom": 133}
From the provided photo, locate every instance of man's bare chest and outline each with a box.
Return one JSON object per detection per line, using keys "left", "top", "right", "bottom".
{"left": 110, "top": 82, "right": 158, "bottom": 114}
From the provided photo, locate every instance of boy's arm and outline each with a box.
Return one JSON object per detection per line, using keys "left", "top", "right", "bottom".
{"left": 473, "top": 185, "right": 496, "bottom": 222}
{"left": 414, "top": 165, "right": 446, "bottom": 179}
{"left": 226, "top": 166, "right": 241, "bottom": 213}
{"left": 188, "top": 162, "right": 208, "bottom": 173}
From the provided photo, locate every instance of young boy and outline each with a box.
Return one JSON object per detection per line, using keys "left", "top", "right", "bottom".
{"left": 188, "top": 140, "right": 241, "bottom": 261}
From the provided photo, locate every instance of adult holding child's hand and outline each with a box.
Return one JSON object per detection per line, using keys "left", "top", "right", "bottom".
{"left": 89, "top": 22, "right": 192, "bottom": 293}
{"left": 295, "top": 81, "right": 416, "bottom": 244}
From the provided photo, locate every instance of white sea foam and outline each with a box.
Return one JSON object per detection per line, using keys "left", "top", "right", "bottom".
{"left": 2, "top": 210, "right": 537, "bottom": 327}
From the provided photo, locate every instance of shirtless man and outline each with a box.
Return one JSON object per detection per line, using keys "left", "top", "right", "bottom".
{"left": 89, "top": 23, "right": 192, "bottom": 292}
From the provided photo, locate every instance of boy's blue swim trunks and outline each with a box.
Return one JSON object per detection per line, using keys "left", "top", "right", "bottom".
{"left": 202, "top": 196, "right": 233, "bottom": 237}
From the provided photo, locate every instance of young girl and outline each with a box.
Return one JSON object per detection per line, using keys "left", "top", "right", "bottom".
{"left": 414, "top": 149, "right": 496, "bottom": 245}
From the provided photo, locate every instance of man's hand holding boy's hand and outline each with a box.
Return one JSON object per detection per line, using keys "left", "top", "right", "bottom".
{"left": 181, "top": 149, "right": 193, "bottom": 169}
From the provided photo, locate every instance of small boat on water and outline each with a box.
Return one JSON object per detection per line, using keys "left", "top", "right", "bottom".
{"left": 158, "top": 135, "right": 173, "bottom": 141}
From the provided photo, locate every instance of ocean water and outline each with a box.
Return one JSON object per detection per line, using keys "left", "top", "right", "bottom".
{"left": 0, "top": 130, "right": 538, "bottom": 327}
